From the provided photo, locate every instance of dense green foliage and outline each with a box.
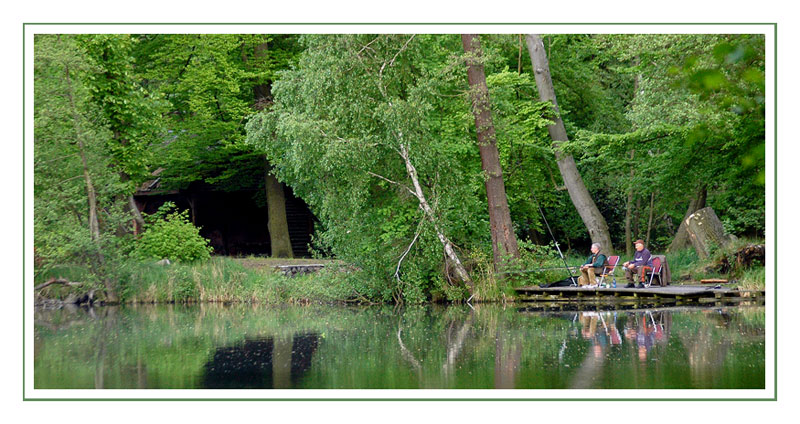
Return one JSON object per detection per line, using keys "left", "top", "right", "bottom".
{"left": 246, "top": 35, "right": 499, "bottom": 302}
{"left": 78, "top": 34, "right": 165, "bottom": 187}
{"left": 34, "top": 33, "right": 766, "bottom": 303}
{"left": 133, "top": 34, "right": 302, "bottom": 191}
{"left": 34, "top": 34, "right": 135, "bottom": 289}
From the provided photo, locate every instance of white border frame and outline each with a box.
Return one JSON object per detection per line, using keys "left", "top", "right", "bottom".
{"left": 23, "top": 23, "right": 775, "bottom": 401}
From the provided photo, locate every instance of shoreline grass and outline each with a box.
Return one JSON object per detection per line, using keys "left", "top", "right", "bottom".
{"left": 34, "top": 241, "right": 765, "bottom": 306}
{"left": 35, "top": 256, "right": 359, "bottom": 305}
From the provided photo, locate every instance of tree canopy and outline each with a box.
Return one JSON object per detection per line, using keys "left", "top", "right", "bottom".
{"left": 34, "top": 33, "right": 766, "bottom": 303}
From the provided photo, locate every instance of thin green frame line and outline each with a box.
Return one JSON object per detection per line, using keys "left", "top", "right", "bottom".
{"left": 23, "top": 22, "right": 776, "bottom": 26}
{"left": 22, "top": 22, "right": 26, "bottom": 402}
{"left": 773, "top": 22, "right": 778, "bottom": 402}
{"left": 22, "top": 23, "right": 777, "bottom": 402}
{"left": 23, "top": 398, "right": 775, "bottom": 402}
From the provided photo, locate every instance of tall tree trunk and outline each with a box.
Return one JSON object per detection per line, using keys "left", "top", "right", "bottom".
{"left": 625, "top": 68, "right": 642, "bottom": 256}
{"left": 462, "top": 34, "right": 521, "bottom": 268}
{"left": 251, "top": 41, "right": 294, "bottom": 258}
{"left": 187, "top": 195, "right": 197, "bottom": 225}
{"left": 646, "top": 192, "right": 655, "bottom": 246}
{"left": 525, "top": 34, "right": 614, "bottom": 254}
{"left": 634, "top": 195, "right": 642, "bottom": 240}
{"left": 668, "top": 185, "right": 707, "bottom": 252}
{"left": 624, "top": 150, "right": 635, "bottom": 257}
{"left": 78, "top": 130, "right": 101, "bottom": 243}
{"left": 64, "top": 63, "right": 118, "bottom": 303}
{"left": 265, "top": 165, "right": 294, "bottom": 258}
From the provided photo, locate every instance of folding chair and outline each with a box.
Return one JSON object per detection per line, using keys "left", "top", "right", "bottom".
{"left": 642, "top": 257, "right": 662, "bottom": 288}
{"left": 598, "top": 255, "right": 619, "bottom": 286}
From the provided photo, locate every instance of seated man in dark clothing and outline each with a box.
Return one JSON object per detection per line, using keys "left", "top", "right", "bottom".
{"left": 578, "top": 242, "right": 607, "bottom": 287}
{"left": 623, "top": 239, "right": 652, "bottom": 288}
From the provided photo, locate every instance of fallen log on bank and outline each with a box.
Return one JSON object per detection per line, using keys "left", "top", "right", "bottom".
{"left": 35, "top": 278, "right": 96, "bottom": 307}
{"left": 34, "top": 277, "right": 83, "bottom": 291}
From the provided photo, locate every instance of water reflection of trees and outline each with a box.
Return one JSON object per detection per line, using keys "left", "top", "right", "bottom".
{"left": 678, "top": 308, "right": 765, "bottom": 388}
{"left": 570, "top": 311, "right": 628, "bottom": 388}
{"left": 33, "top": 304, "right": 765, "bottom": 389}
{"left": 201, "top": 333, "right": 319, "bottom": 389}
{"left": 395, "top": 306, "right": 475, "bottom": 388}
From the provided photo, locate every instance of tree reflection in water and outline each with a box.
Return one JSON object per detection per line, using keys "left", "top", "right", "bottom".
{"left": 33, "top": 303, "right": 764, "bottom": 389}
{"left": 202, "top": 333, "right": 319, "bottom": 389}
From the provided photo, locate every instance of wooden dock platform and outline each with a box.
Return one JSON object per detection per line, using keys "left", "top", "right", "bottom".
{"left": 514, "top": 284, "right": 764, "bottom": 305}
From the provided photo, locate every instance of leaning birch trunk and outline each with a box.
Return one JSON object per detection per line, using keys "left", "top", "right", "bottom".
{"left": 64, "top": 63, "right": 118, "bottom": 303}
{"left": 372, "top": 36, "right": 471, "bottom": 291}
{"left": 525, "top": 34, "right": 614, "bottom": 254}
{"left": 461, "top": 34, "right": 520, "bottom": 268}
{"left": 685, "top": 207, "right": 736, "bottom": 259}
{"left": 399, "top": 144, "right": 473, "bottom": 290}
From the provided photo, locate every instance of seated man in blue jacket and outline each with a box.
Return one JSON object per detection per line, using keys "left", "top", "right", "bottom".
{"left": 578, "top": 243, "right": 607, "bottom": 287}
{"left": 623, "top": 239, "right": 652, "bottom": 288}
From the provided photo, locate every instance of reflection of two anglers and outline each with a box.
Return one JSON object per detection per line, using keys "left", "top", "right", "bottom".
{"left": 577, "top": 240, "right": 654, "bottom": 288}
{"left": 623, "top": 311, "right": 667, "bottom": 361}
{"left": 579, "top": 311, "right": 623, "bottom": 347}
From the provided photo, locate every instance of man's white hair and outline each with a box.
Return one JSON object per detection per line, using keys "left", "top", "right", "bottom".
{"left": 591, "top": 242, "right": 601, "bottom": 250}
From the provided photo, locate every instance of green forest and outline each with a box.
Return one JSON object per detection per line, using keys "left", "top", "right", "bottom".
{"left": 33, "top": 33, "right": 766, "bottom": 304}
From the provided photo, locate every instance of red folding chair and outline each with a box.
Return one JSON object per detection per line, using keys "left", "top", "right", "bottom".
{"left": 642, "top": 257, "right": 662, "bottom": 288}
{"left": 598, "top": 255, "right": 619, "bottom": 286}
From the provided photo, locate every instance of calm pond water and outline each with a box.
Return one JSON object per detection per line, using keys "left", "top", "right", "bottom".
{"left": 33, "top": 303, "right": 765, "bottom": 389}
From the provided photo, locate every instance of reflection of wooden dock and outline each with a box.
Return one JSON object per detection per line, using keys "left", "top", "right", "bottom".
{"left": 514, "top": 285, "right": 764, "bottom": 305}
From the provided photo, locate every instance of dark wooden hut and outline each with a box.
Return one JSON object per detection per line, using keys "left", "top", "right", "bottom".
{"left": 134, "top": 169, "right": 316, "bottom": 257}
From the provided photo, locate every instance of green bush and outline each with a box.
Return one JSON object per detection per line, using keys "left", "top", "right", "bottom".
{"left": 133, "top": 202, "right": 213, "bottom": 263}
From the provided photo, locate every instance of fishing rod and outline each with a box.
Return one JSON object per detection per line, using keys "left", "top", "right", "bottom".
{"left": 497, "top": 265, "right": 580, "bottom": 275}
{"left": 531, "top": 191, "right": 577, "bottom": 284}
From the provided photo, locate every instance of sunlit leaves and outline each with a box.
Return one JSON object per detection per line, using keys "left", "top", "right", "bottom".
{"left": 133, "top": 34, "right": 301, "bottom": 190}
{"left": 78, "top": 34, "right": 165, "bottom": 186}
